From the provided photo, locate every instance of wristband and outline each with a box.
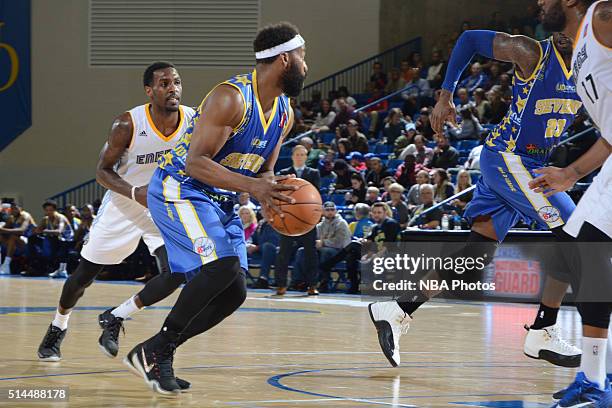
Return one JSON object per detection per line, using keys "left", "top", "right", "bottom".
{"left": 131, "top": 186, "right": 137, "bottom": 201}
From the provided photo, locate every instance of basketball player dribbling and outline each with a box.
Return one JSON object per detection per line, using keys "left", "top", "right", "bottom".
{"left": 37, "top": 62, "right": 197, "bottom": 390}
{"left": 529, "top": 1, "right": 612, "bottom": 405}
{"left": 122, "top": 22, "right": 307, "bottom": 395}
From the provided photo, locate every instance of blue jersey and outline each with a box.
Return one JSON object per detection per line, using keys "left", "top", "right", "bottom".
{"left": 484, "top": 38, "right": 582, "bottom": 163}
{"left": 159, "top": 70, "right": 293, "bottom": 199}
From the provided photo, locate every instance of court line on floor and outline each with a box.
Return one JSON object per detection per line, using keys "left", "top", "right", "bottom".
{"left": 0, "top": 306, "right": 320, "bottom": 316}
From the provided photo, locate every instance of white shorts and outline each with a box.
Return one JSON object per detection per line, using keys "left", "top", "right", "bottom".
{"left": 564, "top": 155, "right": 612, "bottom": 239}
{"left": 81, "top": 192, "right": 164, "bottom": 264}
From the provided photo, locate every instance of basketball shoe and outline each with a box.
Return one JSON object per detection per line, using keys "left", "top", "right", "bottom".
{"left": 124, "top": 340, "right": 181, "bottom": 396}
{"left": 524, "top": 325, "right": 582, "bottom": 367}
{"left": 98, "top": 309, "right": 124, "bottom": 358}
{"left": 368, "top": 301, "right": 411, "bottom": 367}
{"left": 37, "top": 324, "right": 67, "bottom": 361}
{"left": 551, "top": 372, "right": 612, "bottom": 407}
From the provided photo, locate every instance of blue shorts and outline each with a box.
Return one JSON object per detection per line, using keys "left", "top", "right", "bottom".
{"left": 148, "top": 168, "right": 247, "bottom": 280}
{"left": 464, "top": 147, "right": 575, "bottom": 241}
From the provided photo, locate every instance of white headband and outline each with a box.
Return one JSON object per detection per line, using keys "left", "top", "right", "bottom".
{"left": 255, "top": 34, "right": 305, "bottom": 59}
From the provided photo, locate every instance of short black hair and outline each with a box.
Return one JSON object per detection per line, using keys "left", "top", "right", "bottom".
{"left": 253, "top": 22, "right": 300, "bottom": 64}
{"left": 42, "top": 200, "right": 58, "bottom": 210}
{"left": 143, "top": 61, "right": 175, "bottom": 87}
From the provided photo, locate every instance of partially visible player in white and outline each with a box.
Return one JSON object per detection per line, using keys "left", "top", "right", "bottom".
{"left": 530, "top": 0, "right": 612, "bottom": 405}
{"left": 37, "top": 63, "right": 195, "bottom": 390}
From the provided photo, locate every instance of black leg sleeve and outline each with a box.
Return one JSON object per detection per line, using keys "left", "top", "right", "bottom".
{"left": 136, "top": 246, "right": 185, "bottom": 306}
{"left": 59, "top": 258, "right": 104, "bottom": 309}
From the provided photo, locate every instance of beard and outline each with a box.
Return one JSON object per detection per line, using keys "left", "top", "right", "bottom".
{"left": 541, "top": 0, "right": 567, "bottom": 32}
{"left": 280, "top": 61, "right": 305, "bottom": 97}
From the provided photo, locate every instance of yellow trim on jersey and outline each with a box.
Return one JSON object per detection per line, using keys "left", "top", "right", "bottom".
{"left": 126, "top": 110, "right": 136, "bottom": 150}
{"left": 252, "top": 69, "right": 279, "bottom": 134}
{"left": 515, "top": 41, "right": 543, "bottom": 83}
{"left": 500, "top": 152, "right": 565, "bottom": 228}
{"left": 145, "top": 103, "right": 185, "bottom": 142}
{"left": 573, "top": 11, "right": 587, "bottom": 51}
{"left": 552, "top": 41, "right": 573, "bottom": 80}
{"left": 221, "top": 81, "right": 248, "bottom": 133}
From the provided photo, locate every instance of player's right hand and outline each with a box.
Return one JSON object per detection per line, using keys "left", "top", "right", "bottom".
{"left": 431, "top": 90, "right": 457, "bottom": 135}
{"left": 251, "top": 175, "right": 298, "bottom": 221}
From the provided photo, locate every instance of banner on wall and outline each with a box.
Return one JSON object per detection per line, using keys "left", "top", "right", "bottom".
{"left": 0, "top": 0, "right": 31, "bottom": 152}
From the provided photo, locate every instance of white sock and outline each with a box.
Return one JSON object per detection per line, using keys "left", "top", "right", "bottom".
{"left": 580, "top": 336, "right": 608, "bottom": 390}
{"left": 111, "top": 296, "right": 141, "bottom": 320}
{"left": 59, "top": 263, "right": 67, "bottom": 272}
{"left": 52, "top": 309, "right": 71, "bottom": 330}
{"left": 606, "top": 331, "right": 612, "bottom": 376}
{"left": 2, "top": 256, "right": 11, "bottom": 266}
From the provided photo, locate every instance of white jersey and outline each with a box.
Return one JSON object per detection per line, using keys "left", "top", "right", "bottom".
{"left": 571, "top": 0, "right": 612, "bottom": 143}
{"left": 81, "top": 103, "right": 196, "bottom": 264}
{"left": 564, "top": 0, "right": 612, "bottom": 238}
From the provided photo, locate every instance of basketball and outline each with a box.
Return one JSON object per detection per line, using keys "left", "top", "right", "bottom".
{"left": 269, "top": 177, "right": 322, "bottom": 236}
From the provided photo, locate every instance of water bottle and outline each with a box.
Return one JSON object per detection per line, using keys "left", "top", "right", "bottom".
{"left": 453, "top": 214, "right": 462, "bottom": 230}
{"left": 441, "top": 214, "right": 449, "bottom": 230}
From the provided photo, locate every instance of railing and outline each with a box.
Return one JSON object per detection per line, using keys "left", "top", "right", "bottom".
{"left": 48, "top": 178, "right": 104, "bottom": 209}
{"left": 298, "top": 37, "right": 422, "bottom": 103}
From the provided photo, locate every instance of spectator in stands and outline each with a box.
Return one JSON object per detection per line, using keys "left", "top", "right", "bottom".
{"left": 0, "top": 203, "right": 36, "bottom": 275}
{"left": 408, "top": 184, "right": 442, "bottom": 229}
{"left": 346, "top": 172, "right": 367, "bottom": 205}
{"left": 318, "top": 151, "right": 337, "bottom": 189}
{"left": 63, "top": 205, "right": 81, "bottom": 235}
{"left": 364, "top": 88, "right": 389, "bottom": 137}
{"left": 473, "top": 88, "right": 493, "bottom": 124}
{"left": 276, "top": 145, "right": 321, "bottom": 296}
{"left": 486, "top": 62, "right": 502, "bottom": 89}
{"left": 407, "top": 169, "right": 431, "bottom": 209}
{"left": 346, "top": 119, "right": 369, "bottom": 154}
{"left": 451, "top": 169, "right": 474, "bottom": 212}
{"left": 416, "top": 107, "right": 435, "bottom": 140}
{"left": 365, "top": 157, "right": 392, "bottom": 187}
{"left": 448, "top": 105, "right": 484, "bottom": 140}
{"left": 73, "top": 204, "right": 94, "bottom": 252}
{"left": 458, "top": 62, "right": 489, "bottom": 96}
{"left": 234, "top": 192, "right": 257, "bottom": 212}
{"left": 239, "top": 206, "right": 258, "bottom": 242}
{"left": 332, "top": 86, "right": 357, "bottom": 110}
{"left": 385, "top": 68, "right": 407, "bottom": 95}
{"left": 395, "top": 154, "right": 418, "bottom": 189}
{"left": 300, "top": 136, "right": 325, "bottom": 169}
{"left": 369, "top": 61, "right": 388, "bottom": 91}
{"left": 347, "top": 151, "right": 367, "bottom": 172}
{"left": 290, "top": 98, "right": 305, "bottom": 133}
{"left": 336, "top": 137, "right": 351, "bottom": 159}
{"left": 487, "top": 85, "right": 510, "bottom": 124}
{"left": 316, "top": 202, "right": 352, "bottom": 292}
{"left": 310, "top": 89, "right": 323, "bottom": 113}
{"left": 379, "top": 176, "right": 396, "bottom": 201}
{"left": 386, "top": 183, "right": 410, "bottom": 228}
{"left": 431, "top": 133, "right": 459, "bottom": 169}
{"left": 425, "top": 49, "right": 447, "bottom": 90}
{"left": 409, "top": 51, "right": 424, "bottom": 72}
{"left": 433, "top": 168, "right": 455, "bottom": 202}
{"left": 349, "top": 203, "right": 374, "bottom": 238}
{"left": 499, "top": 73, "right": 513, "bottom": 101}
{"left": 365, "top": 186, "right": 381, "bottom": 206}
{"left": 299, "top": 101, "right": 316, "bottom": 125}
{"left": 383, "top": 108, "right": 408, "bottom": 147}
{"left": 248, "top": 218, "right": 280, "bottom": 289}
{"left": 401, "top": 69, "right": 432, "bottom": 101}
{"left": 311, "top": 99, "right": 336, "bottom": 133}
{"left": 399, "top": 134, "right": 433, "bottom": 166}
{"left": 464, "top": 140, "right": 484, "bottom": 171}
{"left": 400, "top": 59, "right": 416, "bottom": 83}
{"left": 25, "top": 200, "right": 73, "bottom": 277}
{"left": 332, "top": 159, "right": 357, "bottom": 190}
{"left": 323, "top": 97, "right": 361, "bottom": 132}
{"left": 456, "top": 87, "right": 473, "bottom": 111}
{"left": 402, "top": 94, "right": 420, "bottom": 119}
{"left": 392, "top": 122, "right": 416, "bottom": 157}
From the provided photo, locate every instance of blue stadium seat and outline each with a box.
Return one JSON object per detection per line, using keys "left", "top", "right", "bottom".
{"left": 427, "top": 141, "right": 436, "bottom": 148}
{"left": 330, "top": 193, "right": 346, "bottom": 205}
{"left": 389, "top": 101, "right": 403, "bottom": 110}
{"left": 280, "top": 145, "right": 292, "bottom": 156}
{"left": 275, "top": 157, "right": 292, "bottom": 171}
{"left": 471, "top": 172, "right": 481, "bottom": 184}
{"left": 387, "top": 159, "right": 403, "bottom": 170}
{"left": 320, "top": 132, "right": 336, "bottom": 145}
{"left": 457, "top": 140, "right": 479, "bottom": 151}
{"left": 374, "top": 144, "right": 392, "bottom": 153}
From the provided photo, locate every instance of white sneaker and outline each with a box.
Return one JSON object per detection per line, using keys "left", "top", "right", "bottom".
{"left": 523, "top": 325, "right": 581, "bottom": 368}
{"left": 368, "top": 301, "right": 411, "bottom": 367}
{"left": 0, "top": 264, "right": 10, "bottom": 275}
{"left": 48, "top": 269, "right": 68, "bottom": 279}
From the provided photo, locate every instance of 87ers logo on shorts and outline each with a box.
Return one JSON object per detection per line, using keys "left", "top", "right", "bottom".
{"left": 537, "top": 206, "right": 561, "bottom": 223}
{"left": 193, "top": 236, "right": 215, "bottom": 257}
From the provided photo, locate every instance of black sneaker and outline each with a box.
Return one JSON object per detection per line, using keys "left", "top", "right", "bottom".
{"left": 98, "top": 309, "right": 124, "bottom": 358}
{"left": 175, "top": 377, "right": 191, "bottom": 392}
{"left": 123, "top": 341, "right": 180, "bottom": 396}
{"left": 252, "top": 278, "right": 269, "bottom": 289}
{"left": 38, "top": 324, "right": 67, "bottom": 361}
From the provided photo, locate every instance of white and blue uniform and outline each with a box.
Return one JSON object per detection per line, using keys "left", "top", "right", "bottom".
{"left": 148, "top": 70, "right": 292, "bottom": 279}
{"left": 464, "top": 38, "right": 582, "bottom": 240}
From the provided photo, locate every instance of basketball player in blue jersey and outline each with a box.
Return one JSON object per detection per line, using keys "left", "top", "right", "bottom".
{"left": 369, "top": 30, "right": 585, "bottom": 369}
{"left": 123, "top": 22, "right": 307, "bottom": 395}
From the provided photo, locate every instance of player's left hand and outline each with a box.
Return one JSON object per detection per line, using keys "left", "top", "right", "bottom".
{"left": 431, "top": 90, "right": 457, "bottom": 135}
{"left": 133, "top": 185, "right": 149, "bottom": 208}
{"left": 529, "top": 166, "right": 577, "bottom": 197}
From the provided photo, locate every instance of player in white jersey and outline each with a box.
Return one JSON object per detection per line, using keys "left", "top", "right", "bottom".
{"left": 37, "top": 63, "right": 196, "bottom": 390}
{"left": 531, "top": 1, "right": 612, "bottom": 406}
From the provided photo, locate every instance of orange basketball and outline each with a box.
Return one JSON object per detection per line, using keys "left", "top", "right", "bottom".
{"left": 270, "top": 178, "right": 323, "bottom": 236}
